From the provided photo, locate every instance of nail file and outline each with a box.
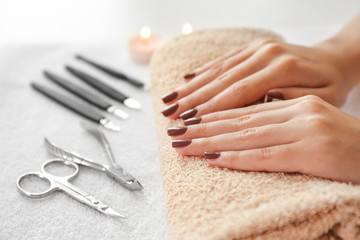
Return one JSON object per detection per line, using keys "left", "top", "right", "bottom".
{"left": 43, "top": 70, "right": 128, "bottom": 120}
{"left": 31, "top": 82, "right": 121, "bottom": 132}
{"left": 65, "top": 65, "right": 142, "bottom": 110}
{"left": 75, "top": 55, "right": 145, "bottom": 89}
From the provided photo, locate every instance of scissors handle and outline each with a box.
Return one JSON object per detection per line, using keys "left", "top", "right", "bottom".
{"left": 17, "top": 172, "right": 58, "bottom": 198}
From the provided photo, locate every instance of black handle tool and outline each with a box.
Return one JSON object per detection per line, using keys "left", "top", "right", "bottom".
{"left": 65, "top": 65, "right": 142, "bottom": 110}
{"left": 75, "top": 55, "right": 145, "bottom": 89}
{"left": 31, "top": 82, "right": 121, "bottom": 131}
{"left": 43, "top": 71, "right": 128, "bottom": 120}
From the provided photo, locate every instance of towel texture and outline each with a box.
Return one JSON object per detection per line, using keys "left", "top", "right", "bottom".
{"left": 150, "top": 28, "right": 360, "bottom": 240}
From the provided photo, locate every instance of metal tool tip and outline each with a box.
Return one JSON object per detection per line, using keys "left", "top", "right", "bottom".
{"left": 100, "top": 118, "right": 121, "bottom": 132}
{"left": 124, "top": 98, "right": 142, "bottom": 110}
{"left": 105, "top": 208, "right": 127, "bottom": 218}
{"left": 107, "top": 106, "right": 129, "bottom": 120}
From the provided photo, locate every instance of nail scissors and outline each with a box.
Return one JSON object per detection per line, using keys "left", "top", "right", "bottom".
{"left": 44, "top": 137, "right": 143, "bottom": 191}
{"left": 16, "top": 159, "right": 125, "bottom": 218}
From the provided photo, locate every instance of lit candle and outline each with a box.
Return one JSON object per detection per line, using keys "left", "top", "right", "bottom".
{"left": 128, "top": 26, "right": 165, "bottom": 64}
{"left": 182, "top": 22, "right": 193, "bottom": 35}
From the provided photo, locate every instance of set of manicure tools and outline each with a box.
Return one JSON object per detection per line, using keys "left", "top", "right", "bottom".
{"left": 31, "top": 55, "right": 145, "bottom": 131}
{"left": 17, "top": 121, "right": 143, "bottom": 218}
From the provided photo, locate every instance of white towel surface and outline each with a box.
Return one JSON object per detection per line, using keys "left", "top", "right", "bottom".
{"left": 0, "top": 45, "right": 166, "bottom": 240}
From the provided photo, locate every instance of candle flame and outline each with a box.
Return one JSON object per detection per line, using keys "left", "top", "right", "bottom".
{"left": 182, "top": 22, "right": 193, "bottom": 35}
{"left": 140, "top": 26, "right": 151, "bottom": 39}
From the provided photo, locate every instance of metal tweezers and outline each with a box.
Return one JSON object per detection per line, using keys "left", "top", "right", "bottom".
{"left": 45, "top": 125, "right": 143, "bottom": 191}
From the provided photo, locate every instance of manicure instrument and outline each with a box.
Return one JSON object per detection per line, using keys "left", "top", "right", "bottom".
{"left": 65, "top": 65, "right": 142, "bottom": 110}
{"left": 44, "top": 137, "right": 143, "bottom": 191}
{"left": 31, "top": 82, "right": 121, "bottom": 132}
{"left": 76, "top": 55, "right": 145, "bottom": 89}
{"left": 43, "top": 70, "right": 128, "bottom": 120}
{"left": 17, "top": 158, "right": 125, "bottom": 218}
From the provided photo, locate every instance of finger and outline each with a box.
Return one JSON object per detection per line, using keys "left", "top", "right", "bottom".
{"left": 172, "top": 122, "right": 299, "bottom": 156}
{"left": 162, "top": 49, "right": 270, "bottom": 119}
{"left": 205, "top": 142, "right": 303, "bottom": 173}
{"left": 169, "top": 105, "right": 294, "bottom": 140}
{"left": 197, "top": 97, "right": 303, "bottom": 125}
{"left": 264, "top": 87, "right": 334, "bottom": 104}
{"left": 162, "top": 44, "right": 254, "bottom": 105}
{"left": 194, "top": 67, "right": 277, "bottom": 116}
{"left": 183, "top": 46, "right": 246, "bottom": 80}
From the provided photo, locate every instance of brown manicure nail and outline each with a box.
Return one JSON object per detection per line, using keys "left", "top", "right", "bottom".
{"left": 172, "top": 140, "right": 192, "bottom": 148}
{"left": 167, "top": 127, "right": 188, "bottom": 136}
{"left": 184, "top": 117, "right": 202, "bottom": 126}
{"left": 184, "top": 72, "right": 195, "bottom": 79}
{"left": 161, "top": 103, "right": 179, "bottom": 117}
{"left": 264, "top": 92, "right": 285, "bottom": 103}
{"left": 204, "top": 152, "right": 221, "bottom": 160}
{"left": 161, "top": 91, "right": 178, "bottom": 104}
{"left": 179, "top": 108, "right": 198, "bottom": 120}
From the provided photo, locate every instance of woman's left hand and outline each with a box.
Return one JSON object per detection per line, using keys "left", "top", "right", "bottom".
{"left": 168, "top": 95, "right": 360, "bottom": 184}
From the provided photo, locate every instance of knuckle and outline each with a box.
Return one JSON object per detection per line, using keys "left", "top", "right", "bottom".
{"left": 201, "top": 137, "right": 213, "bottom": 149}
{"left": 257, "top": 38, "right": 275, "bottom": 47}
{"left": 305, "top": 115, "right": 329, "bottom": 132}
{"left": 197, "top": 123, "right": 208, "bottom": 135}
{"left": 233, "top": 115, "right": 252, "bottom": 127}
{"left": 237, "top": 128, "right": 256, "bottom": 140}
{"left": 232, "top": 83, "right": 248, "bottom": 95}
{"left": 260, "top": 147, "right": 273, "bottom": 161}
{"left": 276, "top": 55, "right": 300, "bottom": 71}
{"left": 210, "top": 62, "right": 226, "bottom": 76}
{"left": 261, "top": 42, "right": 284, "bottom": 55}
{"left": 297, "top": 96, "right": 325, "bottom": 113}
{"left": 205, "top": 98, "right": 220, "bottom": 113}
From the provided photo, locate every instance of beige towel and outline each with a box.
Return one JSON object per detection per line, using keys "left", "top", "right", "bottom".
{"left": 150, "top": 28, "right": 360, "bottom": 240}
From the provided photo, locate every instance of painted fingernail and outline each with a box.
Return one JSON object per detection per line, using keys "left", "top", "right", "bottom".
{"left": 161, "top": 91, "right": 178, "bottom": 104}
{"left": 167, "top": 127, "right": 188, "bottom": 136}
{"left": 161, "top": 103, "right": 179, "bottom": 117}
{"left": 179, "top": 108, "right": 198, "bottom": 120}
{"left": 204, "top": 152, "right": 221, "bottom": 160}
{"left": 172, "top": 140, "right": 192, "bottom": 148}
{"left": 184, "top": 117, "right": 202, "bottom": 126}
{"left": 184, "top": 72, "right": 195, "bottom": 79}
{"left": 264, "top": 92, "right": 285, "bottom": 103}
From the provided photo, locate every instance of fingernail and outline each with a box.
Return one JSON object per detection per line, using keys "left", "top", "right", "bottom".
{"left": 172, "top": 140, "right": 192, "bottom": 148}
{"left": 161, "top": 91, "right": 178, "bottom": 104}
{"left": 264, "top": 92, "right": 284, "bottom": 103}
{"left": 184, "top": 72, "right": 195, "bottom": 79}
{"left": 161, "top": 103, "right": 179, "bottom": 117}
{"left": 204, "top": 152, "right": 221, "bottom": 160}
{"left": 167, "top": 127, "right": 187, "bottom": 136}
{"left": 179, "top": 108, "right": 198, "bottom": 120}
{"left": 184, "top": 117, "right": 202, "bottom": 126}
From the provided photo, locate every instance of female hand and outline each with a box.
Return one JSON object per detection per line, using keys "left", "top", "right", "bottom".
{"left": 167, "top": 95, "right": 360, "bottom": 184}
{"left": 160, "top": 14, "right": 360, "bottom": 120}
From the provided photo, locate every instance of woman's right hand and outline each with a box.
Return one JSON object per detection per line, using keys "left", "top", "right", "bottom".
{"left": 168, "top": 95, "right": 360, "bottom": 184}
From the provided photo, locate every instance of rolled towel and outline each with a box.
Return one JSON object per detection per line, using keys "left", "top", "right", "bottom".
{"left": 150, "top": 28, "right": 360, "bottom": 240}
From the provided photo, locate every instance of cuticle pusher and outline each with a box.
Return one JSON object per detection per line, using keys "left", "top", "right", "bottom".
{"left": 43, "top": 70, "right": 128, "bottom": 120}
{"left": 31, "top": 82, "right": 121, "bottom": 132}
{"left": 75, "top": 54, "right": 145, "bottom": 89}
{"left": 65, "top": 65, "right": 142, "bottom": 110}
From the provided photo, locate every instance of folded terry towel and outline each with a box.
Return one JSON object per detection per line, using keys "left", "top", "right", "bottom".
{"left": 150, "top": 28, "right": 360, "bottom": 240}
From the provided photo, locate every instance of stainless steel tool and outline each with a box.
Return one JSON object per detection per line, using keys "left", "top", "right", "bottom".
{"left": 44, "top": 137, "right": 143, "bottom": 191}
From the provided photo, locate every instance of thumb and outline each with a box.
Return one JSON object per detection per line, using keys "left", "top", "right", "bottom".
{"left": 264, "top": 87, "right": 319, "bottom": 103}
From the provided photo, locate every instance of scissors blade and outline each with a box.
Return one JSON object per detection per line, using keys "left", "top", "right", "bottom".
{"left": 44, "top": 138, "right": 105, "bottom": 172}
{"left": 59, "top": 180, "right": 126, "bottom": 218}
{"left": 80, "top": 121, "right": 144, "bottom": 191}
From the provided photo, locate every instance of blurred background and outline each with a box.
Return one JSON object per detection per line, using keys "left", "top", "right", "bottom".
{"left": 1, "top": 0, "right": 360, "bottom": 45}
